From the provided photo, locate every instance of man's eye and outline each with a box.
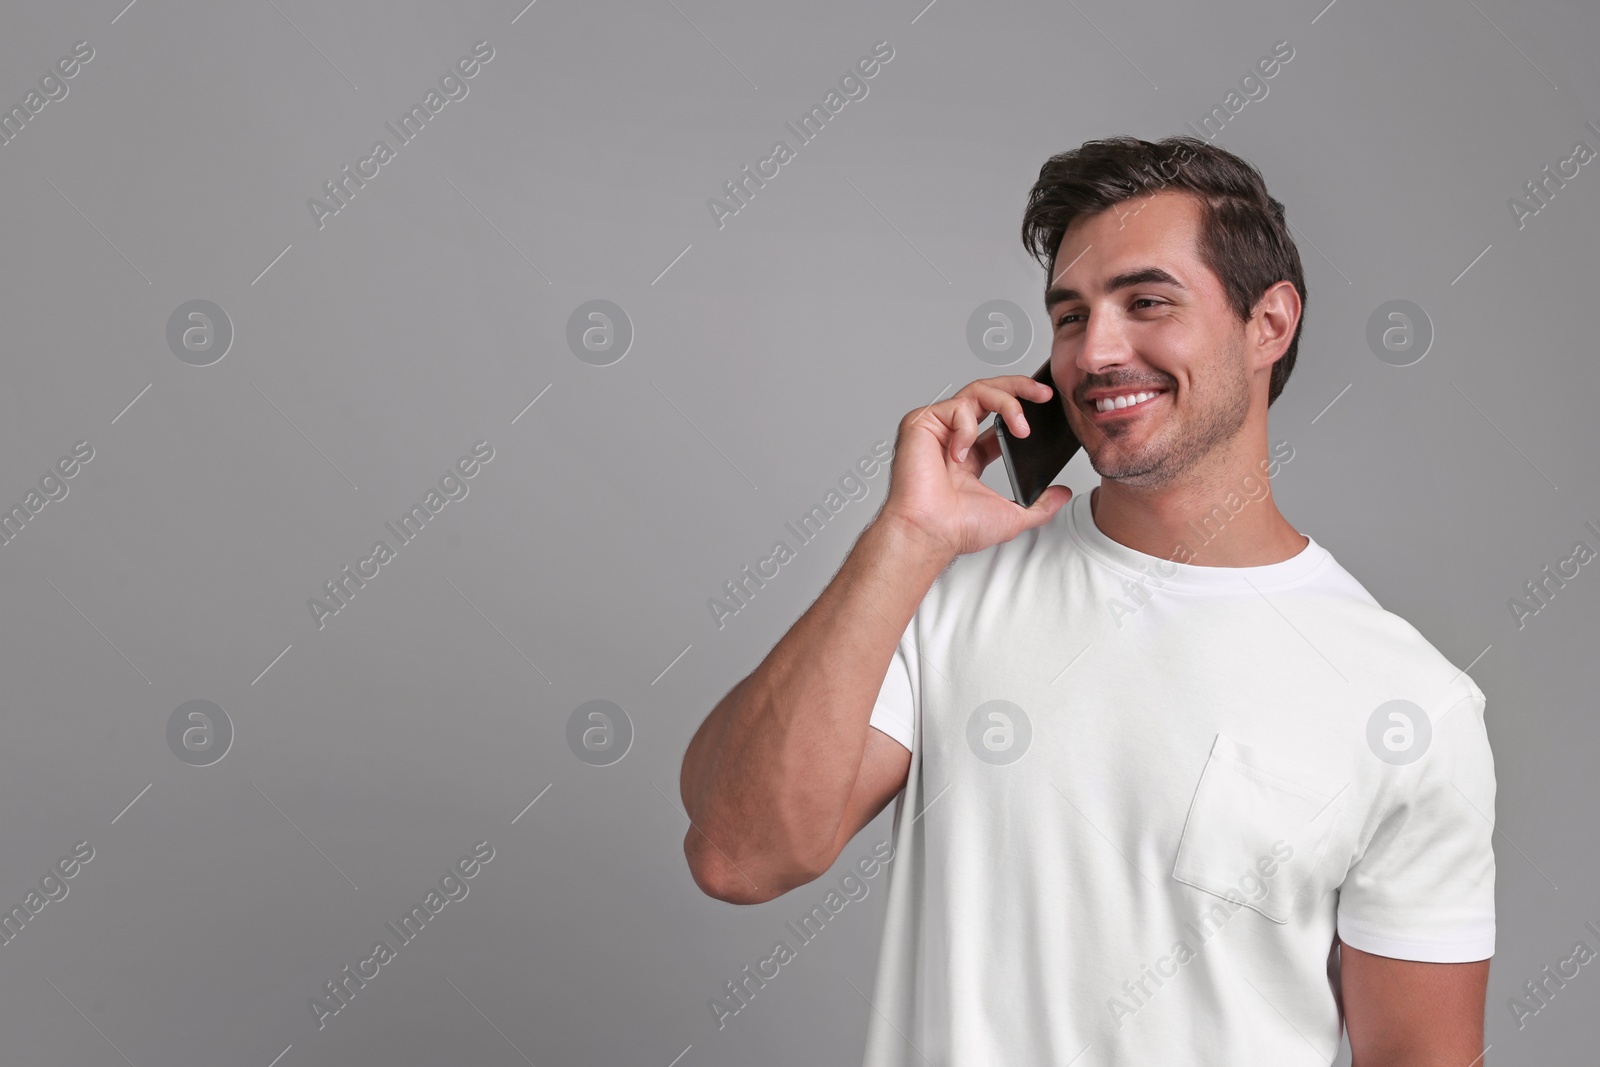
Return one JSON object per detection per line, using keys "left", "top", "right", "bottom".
{"left": 1056, "top": 299, "right": 1161, "bottom": 328}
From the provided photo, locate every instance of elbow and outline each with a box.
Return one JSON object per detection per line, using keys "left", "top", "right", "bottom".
{"left": 683, "top": 832, "right": 816, "bottom": 905}
{"left": 686, "top": 848, "right": 770, "bottom": 905}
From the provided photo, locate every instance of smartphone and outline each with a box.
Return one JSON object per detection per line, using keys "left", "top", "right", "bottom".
{"left": 993, "top": 356, "right": 1081, "bottom": 508}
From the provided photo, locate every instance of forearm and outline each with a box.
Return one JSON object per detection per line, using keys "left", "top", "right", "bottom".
{"left": 679, "top": 512, "right": 949, "bottom": 901}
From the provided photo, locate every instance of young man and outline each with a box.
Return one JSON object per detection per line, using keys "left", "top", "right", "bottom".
{"left": 679, "top": 135, "right": 1495, "bottom": 1065}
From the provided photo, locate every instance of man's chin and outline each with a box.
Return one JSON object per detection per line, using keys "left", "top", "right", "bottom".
{"left": 1086, "top": 446, "right": 1169, "bottom": 485}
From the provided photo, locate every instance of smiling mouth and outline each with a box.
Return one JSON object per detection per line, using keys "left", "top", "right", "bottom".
{"left": 1086, "top": 389, "right": 1169, "bottom": 419}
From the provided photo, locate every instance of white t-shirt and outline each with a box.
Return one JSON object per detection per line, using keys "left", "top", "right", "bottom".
{"left": 861, "top": 488, "right": 1495, "bottom": 1066}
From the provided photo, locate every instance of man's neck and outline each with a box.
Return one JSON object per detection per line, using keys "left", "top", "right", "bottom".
{"left": 1088, "top": 479, "right": 1309, "bottom": 568}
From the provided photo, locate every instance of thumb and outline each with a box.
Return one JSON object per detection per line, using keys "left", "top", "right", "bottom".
{"left": 1019, "top": 485, "right": 1073, "bottom": 526}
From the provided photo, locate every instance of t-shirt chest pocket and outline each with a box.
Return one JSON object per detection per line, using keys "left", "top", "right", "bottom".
{"left": 1172, "top": 733, "right": 1350, "bottom": 924}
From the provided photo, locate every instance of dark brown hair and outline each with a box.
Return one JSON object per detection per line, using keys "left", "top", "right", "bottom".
{"left": 1020, "top": 135, "right": 1306, "bottom": 406}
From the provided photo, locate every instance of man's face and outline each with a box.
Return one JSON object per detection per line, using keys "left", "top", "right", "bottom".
{"left": 1045, "top": 190, "right": 1257, "bottom": 489}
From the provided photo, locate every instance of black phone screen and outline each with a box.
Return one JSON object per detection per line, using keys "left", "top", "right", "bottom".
{"left": 994, "top": 356, "right": 1082, "bottom": 508}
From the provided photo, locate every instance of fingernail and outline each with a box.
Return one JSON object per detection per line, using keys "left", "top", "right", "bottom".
{"left": 955, "top": 446, "right": 969, "bottom": 462}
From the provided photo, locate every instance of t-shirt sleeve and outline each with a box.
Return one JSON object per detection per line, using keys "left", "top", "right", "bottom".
{"left": 1336, "top": 688, "right": 1496, "bottom": 963}
{"left": 867, "top": 626, "right": 918, "bottom": 753}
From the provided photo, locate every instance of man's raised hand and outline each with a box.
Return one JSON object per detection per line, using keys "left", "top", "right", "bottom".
{"left": 878, "top": 374, "right": 1074, "bottom": 561}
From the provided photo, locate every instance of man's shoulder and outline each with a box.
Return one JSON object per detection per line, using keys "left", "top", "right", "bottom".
{"left": 1316, "top": 571, "right": 1486, "bottom": 713}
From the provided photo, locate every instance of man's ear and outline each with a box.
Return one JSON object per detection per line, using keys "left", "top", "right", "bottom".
{"left": 1249, "top": 280, "right": 1301, "bottom": 372}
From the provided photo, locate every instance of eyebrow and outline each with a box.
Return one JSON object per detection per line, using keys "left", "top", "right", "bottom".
{"left": 1044, "top": 266, "right": 1188, "bottom": 310}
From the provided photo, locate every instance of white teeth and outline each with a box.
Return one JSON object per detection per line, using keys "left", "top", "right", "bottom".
{"left": 1095, "top": 390, "right": 1162, "bottom": 413}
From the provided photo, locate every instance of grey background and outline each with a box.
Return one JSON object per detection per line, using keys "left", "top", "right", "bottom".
{"left": 0, "top": 0, "right": 1596, "bottom": 1063}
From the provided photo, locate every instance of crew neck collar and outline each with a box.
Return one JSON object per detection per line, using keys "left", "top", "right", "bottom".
{"left": 1063, "top": 486, "right": 1330, "bottom": 592}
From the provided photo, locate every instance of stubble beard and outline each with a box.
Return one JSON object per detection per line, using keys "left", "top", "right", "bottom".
{"left": 1085, "top": 338, "right": 1252, "bottom": 490}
